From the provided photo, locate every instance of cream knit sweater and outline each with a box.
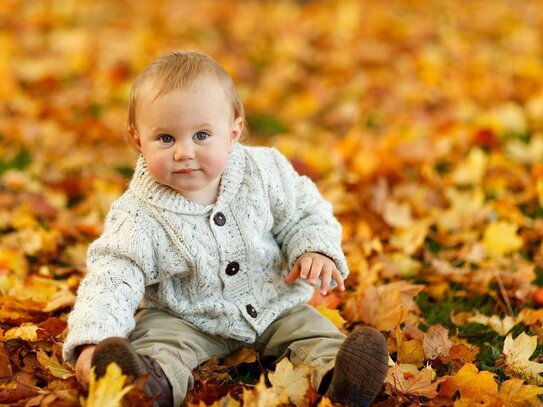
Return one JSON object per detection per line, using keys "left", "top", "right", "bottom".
{"left": 63, "top": 144, "right": 348, "bottom": 365}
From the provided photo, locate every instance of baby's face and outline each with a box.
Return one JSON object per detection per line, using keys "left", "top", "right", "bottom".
{"left": 133, "top": 76, "right": 243, "bottom": 205}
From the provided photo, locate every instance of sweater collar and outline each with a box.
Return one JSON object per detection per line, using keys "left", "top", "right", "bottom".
{"left": 129, "top": 144, "right": 245, "bottom": 214}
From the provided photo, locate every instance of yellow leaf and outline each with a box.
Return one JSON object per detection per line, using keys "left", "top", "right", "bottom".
{"left": 499, "top": 378, "right": 543, "bottom": 406}
{"left": 242, "top": 376, "right": 282, "bottom": 407}
{"left": 82, "top": 364, "right": 134, "bottom": 407}
{"left": 395, "top": 327, "right": 424, "bottom": 368}
{"left": 481, "top": 221, "right": 523, "bottom": 258}
{"left": 268, "top": 358, "right": 312, "bottom": 407}
{"left": 315, "top": 303, "right": 346, "bottom": 328}
{"left": 3, "top": 323, "right": 39, "bottom": 342}
{"left": 467, "top": 311, "right": 521, "bottom": 336}
{"left": 451, "top": 148, "right": 488, "bottom": 185}
{"left": 503, "top": 332, "right": 543, "bottom": 385}
{"left": 36, "top": 349, "right": 74, "bottom": 379}
{"left": 505, "top": 134, "right": 543, "bottom": 165}
{"left": 439, "top": 363, "right": 498, "bottom": 403}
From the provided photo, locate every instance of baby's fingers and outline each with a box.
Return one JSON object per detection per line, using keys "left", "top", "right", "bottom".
{"left": 284, "top": 264, "right": 301, "bottom": 284}
{"left": 333, "top": 269, "right": 345, "bottom": 291}
{"left": 320, "top": 269, "right": 332, "bottom": 295}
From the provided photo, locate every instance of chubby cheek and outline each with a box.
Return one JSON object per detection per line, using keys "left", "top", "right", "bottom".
{"left": 146, "top": 157, "right": 171, "bottom": 183}
{"left": 200, "top": 151, "right": 229, "bottom": 176}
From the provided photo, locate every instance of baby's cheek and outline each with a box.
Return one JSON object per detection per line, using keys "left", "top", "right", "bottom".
{"left": 147, "top": 159, "right": 168, "bottom": 179}
{"left": 202, "top": 152, "right": 228, "bottom": 175}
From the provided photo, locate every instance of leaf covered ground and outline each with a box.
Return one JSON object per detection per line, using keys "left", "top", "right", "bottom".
{"left": 1, "top": 0, "right": 543, "bottom": 406}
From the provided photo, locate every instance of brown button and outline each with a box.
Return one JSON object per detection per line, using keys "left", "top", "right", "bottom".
{"left": 225, "top": 261, "right": 239, "bottom": 276}
{"left": 246, "top": 304, "right": 257, "bottom": 318}
{"left": 213, "top": 212, "right": 226, "bottom": 226}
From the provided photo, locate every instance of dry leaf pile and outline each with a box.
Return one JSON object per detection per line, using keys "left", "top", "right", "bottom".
{"left": 1, "top": 0, "right": 543, "bottom": 406}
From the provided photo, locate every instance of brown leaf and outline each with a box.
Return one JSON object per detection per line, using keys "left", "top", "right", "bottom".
{"left": 0, "top": 343, "right": 13, "bottom": 379}
{"left": 423, "top": 324, "right": 453, "bottom": 360}
{"left": 385, "top": 364, "right": 444, "bottom": 399}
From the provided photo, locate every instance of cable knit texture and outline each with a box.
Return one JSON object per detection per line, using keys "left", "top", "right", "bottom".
{"left": 63, "top": 144, "right": 349, "bottom": 366}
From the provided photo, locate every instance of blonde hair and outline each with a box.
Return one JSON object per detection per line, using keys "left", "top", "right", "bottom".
{"left": 127, "top": 50, "right": 247, "bottom": 141}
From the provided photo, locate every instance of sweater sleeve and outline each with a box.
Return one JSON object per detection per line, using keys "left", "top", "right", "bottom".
{"left": 266, "top": 148, "right": 349, "bottom": 279}
{"left": 62, "top": 209, "right": 151, "bottom": 366}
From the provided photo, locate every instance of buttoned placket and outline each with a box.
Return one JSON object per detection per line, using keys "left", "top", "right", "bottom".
{"left": 211, "top": 210, "right": 259, "bottom": 321}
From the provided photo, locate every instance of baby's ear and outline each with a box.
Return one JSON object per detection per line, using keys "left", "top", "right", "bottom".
{"left": 229, "top": 117, "right": 244, "bottom": 148}
{"left": 127, "top": 125, "right": 142, "bottom": 151}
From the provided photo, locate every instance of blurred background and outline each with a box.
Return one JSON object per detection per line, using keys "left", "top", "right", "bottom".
{"left": 2, "top": 0, "right": 542, "bottom": 175}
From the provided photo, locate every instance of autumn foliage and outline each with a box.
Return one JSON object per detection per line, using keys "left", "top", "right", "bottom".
{"left": 1, "top": 0, "right": 543, "bottom": 406}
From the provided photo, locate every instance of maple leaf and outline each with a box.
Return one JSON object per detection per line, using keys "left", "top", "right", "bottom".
{"left": 439, "top": 363, "right": 499, "bottom": 405}
{"left": 467, "top": 311, "right": 522, "bottom": 336}
{"left": 343, "top": 281, "right": 423, "bottom": 331}
{"left": 422, "top": 324, "right": 453, "bottom": 361}
{"left": 395, "top": 327, "right": 424, "bottom": 368}
{"left": 498, "top": 378, "right": 543, "bottom": 406}
{"left": 481, "top": 221, "right": 524, "bottom": 258}
{"left": 36, "top": 348, "right": 74, "bottom": 380}
{"left": 3, "top": 323, "right": 39, "bottom": 342}
{"left": 385, "top": 363, "right": 444, "bottom": 399}
{"left": 241, "top": 376, "right": 282, "bottom": 407}
{"left": 502, "top": 332, "right": 543, "bottom": 385}
{"left": 267, "top": 358, "right": 313, "bottom": 407}
{"left": 82, "top": 364, "right": 134, "bottom": 407}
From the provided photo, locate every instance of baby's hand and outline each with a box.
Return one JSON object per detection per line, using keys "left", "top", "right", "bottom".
{"left": 284, "top": 252, "right": 345, "bottom": 295}
{"left": 75, "top": 344, "right": 96, "bottom": 389}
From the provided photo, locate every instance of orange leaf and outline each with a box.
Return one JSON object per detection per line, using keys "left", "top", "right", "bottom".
{"left": 439, "top": 363, "right": 498, "bottom": 403}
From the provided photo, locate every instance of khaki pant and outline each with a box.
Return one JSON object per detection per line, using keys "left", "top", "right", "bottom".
{"left": 129, "top": 304, "right": 346, "bottom": 406}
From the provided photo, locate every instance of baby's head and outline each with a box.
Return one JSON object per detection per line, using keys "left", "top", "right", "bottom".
{"left": 126, "top": 51, "right": 247, "bottom": 205}
{"left": 127, "top": 50, "right": 246, "bottom": 143}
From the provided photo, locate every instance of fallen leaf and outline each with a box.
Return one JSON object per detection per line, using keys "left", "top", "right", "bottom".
{"left": 467, "top": 311, "right": 521, "bottom": 336}
{"left": 0, "top": 343, "right": 12, "bottom": 378}
{"left": 3, "top": 323, "right": 39, "bottom": 342}
{"left": 82, "top": 363, "right": 134, "bottom": 407}
{"left": 36, "top": 348, "right": 74, "bottom": 380}
{"left": 385, "top": 364, "right": 444, "bottom": 399}
{"left": 503, "top": 332, "right": 543, "bottom": 385}
{"left": 343, "top": 282, "right": 423, "bottom": 331}
{"left": 482, "top": 221, "right": 524, "bottom": 258}
{"left": 439, "top": 363, "right": 498, "bottom": 404}
{"left": 268, "top": 358, "right": 312, "bottom": 407}
{"left": 422, "top": 324, "right": 453, "bottom": 360}
{"left": 498, "top": 378, "right": 543, "bottom": 406}
{"left": 395, "top": 327, "right": 424, "bottom": 368}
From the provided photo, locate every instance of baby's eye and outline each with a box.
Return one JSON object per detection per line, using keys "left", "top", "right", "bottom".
{"left": 193, "top": 131, "right": 209, "bottom": 142}
{"left": 159, "top": 134, "right": 174, "bottom": 143}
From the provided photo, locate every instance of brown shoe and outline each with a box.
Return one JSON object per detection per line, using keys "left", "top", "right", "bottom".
{"left": 91, "top": 337, "right": 173, "bottom": 407}
{"left": 325, "top": 327, "right": 389, "bottom": 407}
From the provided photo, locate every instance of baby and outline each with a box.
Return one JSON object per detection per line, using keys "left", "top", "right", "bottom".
{"left": 62, "top": 50, "right": 388, "bottom": 407}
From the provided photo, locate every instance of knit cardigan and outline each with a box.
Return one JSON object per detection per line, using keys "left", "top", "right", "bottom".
{"left": 63, "top": 144, "right": 349, "bottom": 365}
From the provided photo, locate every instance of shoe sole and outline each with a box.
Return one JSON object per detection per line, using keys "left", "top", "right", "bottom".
{"left": 327, "top": 327, "right": 389, "bottom": 407}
